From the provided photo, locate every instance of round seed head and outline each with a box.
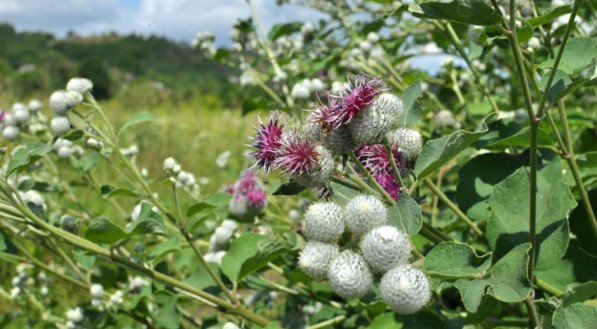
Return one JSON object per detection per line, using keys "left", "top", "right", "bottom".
{"left": 2, "top": 126, "right": 19, "bottom": 140}
{"left": 350, "top": 93, "right": 402, "bottom": 145}
{"left": 298, "top": 241, "right": 339, "bottom": 280}
{"left": 3, "top": 113, "right": 17, "bottom": 126}
{"left": 13, "top": 107, "right": 30, "bottom": 123}
{"left": 49, "top": 90, "right": 70, "bottom": 114}
{"left": 380, "top": 264, "right": 431, "bottom": 314}
{"left": 386, "top": 128, "right": 423, "bottom": 160}
{"left": 51, "top": 116, "right": 71, "bottom": 136}
{"left": 302, "top": 202, "right": 345, "bottom": 242}
{"left": 67, "top": 77, "right": 93, "bottom": 93}
{"left": 328, "top": 250, "right": 373, "bottom": 299}
{"left": 214, "top": 226, "right": 234, "bottom": 246}
{"left": 90, "top": 283, "right": 104, "bottom": 298}
{"left": 28, "top": 99, "right": 43, "bottom": 111}
{"left": 65, "top": 91, "right": 83, "bottom": 107}
{"left": 361, "top": 225, "right": 411, "bottom": 272}
{"left": 344, "top": 195, "right": 387, "bottom": 235}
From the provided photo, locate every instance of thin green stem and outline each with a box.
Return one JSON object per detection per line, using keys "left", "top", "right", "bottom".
{"left": 383, "top": 144, "right": 406, "bottom": 189}
{"left": 173, "top": 185, "right": 239, "bottom": 305}
{"left": 349, "top": 151, "right": 395, "bottom": 204}
{"left": 524, "top": 296, "right": 540, "bottom": 328}
{"left": 307, "top": 315, "right": 347, "bottom": 329}
{"left": 423, "top": 178, "right": 483, "bottom": 237}
{"left": 536, "top": 0, "right": 584, "bottom": 118}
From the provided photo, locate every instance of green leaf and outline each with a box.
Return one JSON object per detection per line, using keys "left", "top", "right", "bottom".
{"left": 72, "top": 151, "right": 100, "bottom": 172}
{"left": 414, "top": 113, "right": 497, "bottom": 178}
{"left": 242, "top": 97, "right": 269, "bottom": 116}
{"left": 72, "top": 250, "right": 96, "bottom": 270}
{"left": 268, "top": 22, "right": 303, "bottom": 40}
{"left": 183, "top": 261, "right": 220, "bottom": 290}
{"left": 273, "top": 181, "right": 306, "bottom": 196}
{"left": 487, "top": 158, "right": 576, "bottom": 271}
{"left": 154, "top": 292, "right": 181, "bottom": 329}
{"left": 118, "top": 111, "right": 157, "bottom": 137}
{"left": 186, "top": 202, "right": 217, "bottom": 217}
{"left": 147, "top": 238, "right": 180, "bottom": 266}
{"left": 453, "top": 279, "right": 490, "bottom": 313}
{"left": 62, "top": 129, "right": 84, "bottom": 141}
{"left": 539, "top": 37, "right": 597, "bottom": 74}
{"left": 202, "top": 192, "right": 233, "bottom": 207}
{"left": 126, "top": 202, "right": 166, "bottom": 236}
{"left": 562, "top": 281, "right": 597, "bottom": 306}
{"left": 424, "top": 242, "right": 492, "bottom": 278}
{"left": 330, "top": 181, "right": 360, "bottom": 206}
{"left": 410, "top": 0, "right": 501, "bottom": 26}
{"left": 400, "top": 81, "right": 423, "bottom": 126}
{"left": 7, "top": 142, "right": 52, "bottom": 176}
{"left": 486, "top": 243, "right": 532, "bottom": 303}
{"left": 528, "top": 5, "right": 571, "bottom": 27}
{"left": 100, "top": 185, "right": 140, "bottom": 198}
{"left": 84, "top": 216, "right": 127, "bottom": 244}
{"left": 221, "top": 234, "right": 288, "bottom": 282}
{"left": 367, "top": 313, "right": 401, "bottom": 329}
{"left": 0, "top": 231, "right": 6, "bottom": 252}
{"left": 553, "top": 303, "right": 597, "bottom": 329}
{"left": 387, "top": 194, "right": 423, "bottom": 236}
{"left": 535, "top": 244, "right": 597, "bottom": 292}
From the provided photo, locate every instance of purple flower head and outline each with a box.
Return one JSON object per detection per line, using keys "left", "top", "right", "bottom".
{"left": 356, "top": 144, "right": 403, "bottom": 174}
{"left": 250, "top": 112, "right": 284, "bottom": 171}
{"left": 0, "top": 111, "right": 5, "bottom": 123}
{"left": 275, "top": 133, "right": 319, "bottom": 176}
{"left": 246, "top": 189, "right": 267, "bottom": 209}
{"left": 375, "top": 172, "right": 400, "bottom": 200}
{"left": 236, "top": 171, "right": 258, "bottom": 194}
{"left": 323, "top": 75, "right": 385, "bottom": 128}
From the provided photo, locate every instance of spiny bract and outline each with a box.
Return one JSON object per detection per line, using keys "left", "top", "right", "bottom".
{"left": 298, "top": 241, "right": 339, "bottom": 280}
{"left": 386, "top": 127, "right": 423, "bottom": 160}
{"left": 350, "top": 93, "right": 403, "bottom": 144}
{"left": 344, "top": 195, "right": 387, "bottom": 235}
{"left": 302, "top": 202, "right": 345, "bottom": 242}
{"left": 360, "top": 225, "right": 411, "bottom": 272}
{"left": 327, "top": 250, "right": 373, "bottom": 299}
{"left": 380, "top": 264, "right": 431, "bottom": 314}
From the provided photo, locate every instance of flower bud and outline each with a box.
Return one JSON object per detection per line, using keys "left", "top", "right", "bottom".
{"left": 90, "top": 283, "right": 104, "bottom": 299}
{"left": 350, "top": 93, "right": 403, "bottom": 145}
{"left": 302, "top": 202, "right": 345, "bottom": 242}
{"left": 386, "top": 128, "right": 422, "bottom": 160}
{"left": 344, "top": 195, "right": 387, "bottom": 235}
{"left": 51, "top": 116, "right": 71, "bottom": 136}
{"left": 298, "top": 241, "right": 339, "bottom": 280}
{"left": 361, "top": 225, "right": 411, "bottom": 272}
{"left": 328, "top": 251, "right": 373, "bottom": 299}
{"left": 380, "top": 264, "right": 431, "bottom": 314}
{"left": 2, "top": 126, "right": 19, "bottom": 140}
{"left": 67, "top": 77, "right": 94, "bottom": 93}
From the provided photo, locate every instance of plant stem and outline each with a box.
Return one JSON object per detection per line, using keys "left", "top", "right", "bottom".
{"left": 524, "top": 296, "right": 540, "bottom": 328}
{"left": 383, "top": 144, "right": 406, "bottom": 189}
{"left": 0, "top": 181, "right": 269, "bottom": 326}
{"left": 506, "top": 0, "right": 538, "bottom": 281}
{"left": 536, "top": 0, "right": 584, "bottom": 119}
{"left": 172, "top": 185, "right": 239, "bottom": 305}
{"left": 349, "top": 152, "right": 395, "bottom": 204}
{"left": 307, "top": 315, "right": 347, "bottom": 329}
{"left": 423, "top": 178, "right": 483, "bottom": 237}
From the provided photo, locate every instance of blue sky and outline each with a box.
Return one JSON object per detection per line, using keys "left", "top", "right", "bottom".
{"left": 0, "top": 0, "right": 323, "bottom": 45}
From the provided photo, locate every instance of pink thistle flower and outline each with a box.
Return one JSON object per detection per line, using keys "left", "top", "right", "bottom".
{"left": 375, "top": 172, "right": 400, "bottom": 200}
{"left": 250, "top": 113, "right": 284, "bottom": 171}
{"left": 275, "top": 134, "right": 319, "bottom": 176}
{"left": 247, "top": 189, "right": 267, "bottom": 209}
{"left": 356, "top": 144, "right": 403, "bottom": 174}
{"left": 236, "top": 171, "right": 258, "bottom": 194}
{"left": 323, "top": 75, "right": 385, "bottom": 128}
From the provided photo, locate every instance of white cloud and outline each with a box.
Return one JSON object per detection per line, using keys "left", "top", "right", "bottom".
{"left": 0, "top": 0, "right": 324, "bottom": 45}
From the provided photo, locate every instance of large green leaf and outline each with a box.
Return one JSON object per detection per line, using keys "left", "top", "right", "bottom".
{"left": 118, "top": 111, "right": 157, "bottom": 138}
{"left": 528, "top": 5, "right": 571, "bottom": 27}
{"left": 85, "top": 216, "right": 127, "bottom": 244}
{"left": 7, "top": 142, "right": 52, "bottom": 176}
{"left": 414, "top": 113, "right": 497, "bottom": 178}
{"left": 387, "top": 194, "right": 423, "bottom": 236}
{"left": 154, "top": 292, "right": 181, "bottom": 329}
{"left": 424, "top": 242, "right": 492, "bottom": 278}
{"left": 535, "top": 244, "right": 597, "bottom": 292}
{"left": 487, "top": 158, "right": 576, "bottom": 271}
{"left": 453, "top": 279, "right": 490, "bottom": 313}
{"left": 486, "top": 243, "right": 532, "bottom": 303}
{"left": 410, "top": 0, "right": 501, "bottom": 26}
{"left": 221, "top": 234, "right": 288, "bottom": 282}
{"left": 400, "top": 81, "right": 423, "bottom": 127}
{"left": 553, "top": 303, "right": 597, "bottom": 329}
{"left": 539, "top": 37, "right": 597, "bottom": 74}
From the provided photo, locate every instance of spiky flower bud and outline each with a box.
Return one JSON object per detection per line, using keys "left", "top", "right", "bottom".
{"left": 350, "top": 93, "right": 403, "bottom": 144}
{"left": 344, "top": 195, "right": 387, "bottom": 235}
{"left": 65, "top": 91, "right": 83, "bottom": 107}
{"left": 61, "top": 215, "right": 78, "bottom": 232}
{"left": 328, "top": 251, "right": 373, "bottom": 299}
{"left": 298, "top": 241, "right": 339, "bottom": 280}
{"left": 386, "top": 128, "right": 422, "bottom": 160}
{"left": 51, "top": 116, "right": 71, "bottom": 135}
{"left": 66, "top": 307, "right": 84, "bottom": 322}
{"left": 2, "top": 126, "right": 19, "bottom": 140}
{"left": 250, "top": 113, "right": 284, "bottom": 171}
{"left": 90, "top": 283, "right": 104, "bottom": 299}
{"left": 3, "top": 113, "right": 17, "bottom": 126}
{"left": 49, "top": 90, "right": 70, "bottom": 114}
{"left": 214, "top": 226, "right": 234, "bottom": 245}
{"left": 380, "top": 264, "right": 431, "bottom": 314}
{"left": 13, "top": 105, "right": 30, "bottom": 123}
{"left": 304, "top": 111, "right": 354, "bottom": 156}
{"left": 28, "top": 100, "right": 43, "bottom": 112}
{"left": 302, "top": 202, "right": 345, "bottom": 242}
{"left": 67, "top": 77, "right": 94, "bottom": 93}
{"left": 528, "top": 37, "right": 540, "bottom": 50}
{"left": 361, "top": 225, "right": 411, "bottom": 272}
{"left": 163, "top": 157, "right": 178, "bottom": 171}
{"left": 276, "top": 132, "right": 335, "bottom": 186}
